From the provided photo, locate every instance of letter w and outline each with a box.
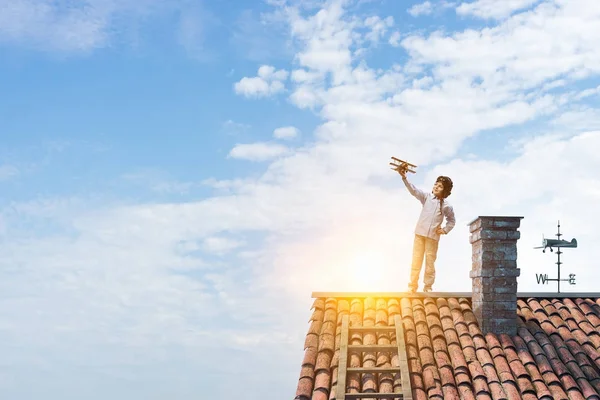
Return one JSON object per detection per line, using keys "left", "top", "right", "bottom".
{"left": 536, "top": 274, "right": 548, "bottom": 284}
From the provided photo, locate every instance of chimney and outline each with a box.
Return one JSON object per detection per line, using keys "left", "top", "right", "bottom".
{"left": 468, "top": 216, "right": 523, "bottom": 336}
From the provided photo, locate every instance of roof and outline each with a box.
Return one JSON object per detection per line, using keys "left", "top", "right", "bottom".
{"left": 294, "top": 294, "right": 600, "bottom": 400}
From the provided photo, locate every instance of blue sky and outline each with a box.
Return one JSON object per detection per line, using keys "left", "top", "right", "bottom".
{"left": 1, "top": 0, "right": 600, "bottom": 399}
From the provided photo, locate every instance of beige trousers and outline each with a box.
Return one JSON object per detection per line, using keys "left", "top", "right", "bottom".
{"left": 408, "top": 234, "right": 439, "bottom": 291}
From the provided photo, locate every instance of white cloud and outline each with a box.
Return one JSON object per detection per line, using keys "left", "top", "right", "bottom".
{"left": 222, "top": 119, "right": 251, "bottom": 135}
{"left": 363, "top": 15, "right": 394, "bottom": 43}
{"left": 230, "top": 9, "right": 295, "bottom": 62}
{"left": 0, "top": 0, "right": 108, "bottom": 51}
{"left": 573, "top": 85, "right": 600, "bottom": 101}
{"left": 551, "top": 107, "right": 600, "bottom": 131}
{"left": 258, "top": 65, "right": 288, "bottom": 81}
{"left": 288, "top": 1, "right": 355, "bottom": 76}
{"left": 273, "top": 126, "right": 300, "bottom": 139}
{"left": 408, "top": 1, "right": 433, "bottom": 17}
{"left": 388, "top": 31, "right": 401, "bottom": 47}
{"left": 121, "top": 169, "right": 194, "bottom": 194}
{"left": 401, "top": 1, "right": 600, "bottom": 91}
{"left": 176, "top": 4, "right": 220, "bottom": 62}
{"left": 0, "top": 0, "right": 189, "bottom": 52}
{"left": 228, "top": 142, "right": 290, "bottom": 161}
{"left": 202, "top": 236, "right": 244, "bottom": 254}
{"left": 456, "top": 0, "right": 543, "bottom": 19}
{"left": 201, "top": 177, "right": 247, "bottom": 192}
{"left": 290, "top": 68, "right": 321, "bottom": 83}
{"left": 234, "top": 65, "right": 289, "bottom": 98}
{"left": 150, "top": 181, "right": 194, "bottom": 194}
{"left": 0, "top": 165, "right": 19, "bottom": 181}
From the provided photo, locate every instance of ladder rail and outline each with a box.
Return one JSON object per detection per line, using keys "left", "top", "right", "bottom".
{"left": 394, "top": 314, "right": 413, "bottom": 400}
{"left": 335, "top": 314, "right": 413, "bottom": 400}
{"left": 336, "top": 315, "right": 350, "bottom": 400}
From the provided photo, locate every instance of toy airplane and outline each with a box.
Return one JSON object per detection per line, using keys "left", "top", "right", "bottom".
{"left": 534, "top": 237, "right": 578, "bottom": 253}
{"left": 390, "top": 157, "right": 417, "bottom": 174}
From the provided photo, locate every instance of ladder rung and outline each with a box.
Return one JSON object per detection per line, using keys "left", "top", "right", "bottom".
{"left": 349, "top": 326, "right": 396, "bottom": 332}
{"left": 348, "top": 345, "right": 398, "bottom": 352}
{"left": 347, "top": 367, "right": 401, "bottom": 373}
{"left": 344, "top": 393, "right": 403, "bottom": 399}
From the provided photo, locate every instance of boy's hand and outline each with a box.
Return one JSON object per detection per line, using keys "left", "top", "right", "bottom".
{"left": 436, "top": 227, "right": 446, "bottom": 235}
{"left": 395, "top": 163, "right": 407, "bottom": 178}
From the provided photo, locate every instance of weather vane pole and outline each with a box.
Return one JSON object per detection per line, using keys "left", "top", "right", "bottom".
{"left": 534, "top": 220, "right": 578, "bottom": 293}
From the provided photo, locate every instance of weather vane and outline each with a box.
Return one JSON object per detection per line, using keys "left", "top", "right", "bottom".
{"left": 534, "top": 220, "right": 578, "bottom": 293}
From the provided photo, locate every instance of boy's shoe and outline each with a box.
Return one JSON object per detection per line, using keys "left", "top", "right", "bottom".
{"left": 423, "top": 287, "right": 432, "bottom": 292}
{"left": 407, "top": 287, "right": 416, "bottom": 293}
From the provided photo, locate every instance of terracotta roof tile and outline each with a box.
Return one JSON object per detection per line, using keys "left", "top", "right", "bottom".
{"left": 473, "top": 376, "right": 490, "bottom": 397}
{"left": 411, "top": 370, "right": 426, "bottom": 397}
{"left": 296, "top": 296, "right": 600, "bottom": 400}
{"left": 422, "top": 364, "right": 441, "bottom": 392}
{"left": 513, "top": 335, "right": 535, "bottom": 366}
{"left": 441, "top": 384, "right": 461, "bottom": 400}
{"left": 501, "top": 381, "right": 522, "bottom": 400}
{"left": 507, "top": 353, "right": 529, "bottom": 379}
{"left": 482, "top": 363, "right": 501, "bottom": 385}
{"left": 516, "top": 375, "right": 535, "bottom": 396}
{"left": 305, "top": 332, "right": 319, "bottom": 350}
{"left": 576, "top": 298, "right": 600, "bottom": 328}
{"left": 432, "top": 335, "right": 447, "bottom": 353}
{"left": 531, "top": 381, "right": 553, "bottom": 400}
{"left": 449, "top": 343, "right": 469, "bottom": 372}
{"left": 469, "top": 360, "right": 488, "bottom": 381}
{"left": 438, "top": 365, "right": 454, "bottom": 386}
{"left": 300, "top": 364, "right": 315, "bottom": 380}
{"left": 559, "top": 373, "right": 579, "bottom": 392}
{"left": 314, "top": 370, "right": 331, "bottom": 393}
{"left": 565, "top": 387, "right": 586, "bottom": 400}
{"left": 318, "top": 334, "right": 335, "bottom": 355}
{"left": 576, "top": 377, "right": 600, "bottom": 399}
{"left": 511, "top": 342, "right": 553, "bottom": 399}
{"left": 486, "top": 381, "right": 506, "bottom": 400}
{"left": 547, "top": 382, "right": 569, "bottom": 399}
{"left": 573, "top": 328, "right": 593, "bottom": 346}
{"left": 496, "top": 358, "right": 516, "bottom": 386}
{"left": 302, "top": 345, "right": 318, "bottom": 366}
{"left": 295, "top": 376, "right": 313, "bottom": 400}
{"left": 454, "top": 373, "right": 473, "bottom": 392}
{"left": 388, "top": 298, "right": 400, "bottom": 316}
{"left": 457, "top": 382, "right": 477, "bottom": 400}
{"left": 520, "top": 392, "right": 539, "bottom": 400}
{"left": 551, "top": 314, "right": 568, "bottom": 329}
{"left": 315, "top": 351, "right": 333, "bottom": 372}
{"left": 486, "top": 345, "right": 502, "bottom": 364}
{"left": 538, "top": 299, "right": 555, "bottom": 314}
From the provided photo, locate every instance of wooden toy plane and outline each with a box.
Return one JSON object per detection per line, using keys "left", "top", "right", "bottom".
{"left": 390, "top": 157, "right": 417, "bottom": 174}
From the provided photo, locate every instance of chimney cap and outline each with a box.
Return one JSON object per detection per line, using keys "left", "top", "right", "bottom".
{"left": 467, "top": 216, "right": 524, "bottom": 226}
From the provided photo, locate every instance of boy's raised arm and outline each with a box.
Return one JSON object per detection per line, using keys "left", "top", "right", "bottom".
{"left": 402, "top": 176, "right": 427, "bottom": 204}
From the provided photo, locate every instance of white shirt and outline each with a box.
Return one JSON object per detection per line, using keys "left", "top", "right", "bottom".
{"left": 403, "top": 177, "right": 456, "bottom": 241}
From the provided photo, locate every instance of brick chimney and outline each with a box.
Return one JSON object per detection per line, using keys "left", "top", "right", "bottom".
{"left": 468, "top": 216, "right": 523, "bottom": 336}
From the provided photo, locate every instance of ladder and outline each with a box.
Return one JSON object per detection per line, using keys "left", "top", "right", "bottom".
{"left": 336, "top": 314, "right": 412, "bottom": 400}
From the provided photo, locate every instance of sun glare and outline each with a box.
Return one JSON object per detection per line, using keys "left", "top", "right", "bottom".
{"left": 346, "top": 251, "right": 388, "bottom": 291}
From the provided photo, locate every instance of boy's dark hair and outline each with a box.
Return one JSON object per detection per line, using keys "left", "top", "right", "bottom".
{"left": 436, "top": 176, "right": 453, "bottom": 199}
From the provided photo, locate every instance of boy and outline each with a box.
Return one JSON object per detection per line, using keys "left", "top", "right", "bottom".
{"left": 397, "top": 167, "right": 455, "bottom": 293}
